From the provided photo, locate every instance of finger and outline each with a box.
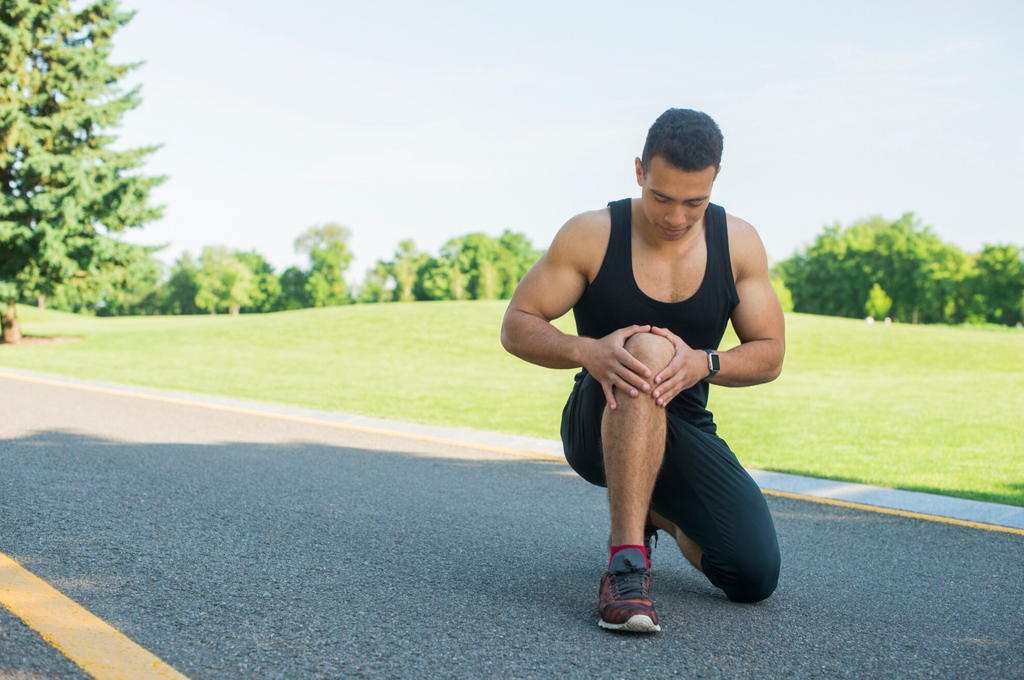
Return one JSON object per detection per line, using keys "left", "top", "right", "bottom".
{"left": 651, "top": 325, "right": 692, "bottom": 351}
{"left": 658, "top": 387, "right": 679, "bottom": 408}
{"left": 654, "top": 355, "right": 685, "bottom": 385}
{"left": 659, "top": 386, "right": 684, "bottom": 408}
{"left": 619, "top": 324, "right": 652, "bottom": 341}
{"left": 653, "top": 374, "right": 683, "bottom": 406}
{"left": 611, "top": 374, "right": 641, "bottom": 398}
{"left": 601, "top": 382, "right": 617, "bottom": 410}
{"left": 657, "top": 376, "right": 697, "bottom": 407}
{"left": 616, "top": 349, "right": 653, "bottom": 380}
{"left": 616, "top": 365, "right": 651, "bottom": 393}
{"left": 649, "top": 326, "right": 676, "bottom": 341}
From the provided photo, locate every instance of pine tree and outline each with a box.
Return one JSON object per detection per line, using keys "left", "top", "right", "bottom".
{"left": 1, "top": 0, "right": 164, "bottom": 342}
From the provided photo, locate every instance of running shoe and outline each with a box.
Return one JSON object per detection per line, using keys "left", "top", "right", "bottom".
{"left": 598, "top": 547, "right": 661, "bottom": 633}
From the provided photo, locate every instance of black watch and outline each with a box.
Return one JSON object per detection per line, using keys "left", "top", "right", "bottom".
{"left": 702, "top": 350, "right": 720, "bottom": 380}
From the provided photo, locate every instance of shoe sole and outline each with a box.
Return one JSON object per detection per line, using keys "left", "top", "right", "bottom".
{"left": 598, "top": 615, "right": 661, "bottom": 633}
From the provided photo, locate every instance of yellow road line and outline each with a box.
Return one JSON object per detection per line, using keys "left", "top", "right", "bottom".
{"left": 762, "top": 489, "right": 1024, "bottom": 536}
{"left": 0, "top": 551, "right": 190, "bottom": 680}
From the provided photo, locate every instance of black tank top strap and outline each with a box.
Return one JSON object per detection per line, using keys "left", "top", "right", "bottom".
{"left": 607, "top": 198, "right": 632, "bottom": 264}
{"left": 705, "top": 203, "right": 740, "bottom": 310}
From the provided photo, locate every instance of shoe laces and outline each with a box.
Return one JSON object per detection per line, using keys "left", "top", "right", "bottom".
{"left": 610, "top": 565, "right": 650, "bottom": 601}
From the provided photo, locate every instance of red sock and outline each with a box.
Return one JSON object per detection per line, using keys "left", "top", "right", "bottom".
{"left": 609, "top": 544, "right": 649, "bottom": 570}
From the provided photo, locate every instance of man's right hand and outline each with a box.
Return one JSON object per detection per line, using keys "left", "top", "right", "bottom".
{"left": 580, "top": 325, "right": 654, "bottom": 410}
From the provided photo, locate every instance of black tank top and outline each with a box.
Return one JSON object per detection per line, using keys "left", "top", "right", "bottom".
{"left": 572, "top": 198, "right": 740, "bottom": 432}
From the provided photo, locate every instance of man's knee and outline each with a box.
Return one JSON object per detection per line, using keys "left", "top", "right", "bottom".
{"left": 722, "top": 547, "right": 781, "bottom": 604}
{"left": 623, "top": 332, "right": 674, "bottom": 370}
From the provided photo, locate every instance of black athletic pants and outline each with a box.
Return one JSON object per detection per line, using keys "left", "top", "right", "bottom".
{"left": 561, "top": 369, "right": 780, "bottom": 603}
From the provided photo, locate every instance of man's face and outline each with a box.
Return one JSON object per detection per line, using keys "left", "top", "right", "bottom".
{"left": 634, "top": 155, "right": 718, "bottom": 241}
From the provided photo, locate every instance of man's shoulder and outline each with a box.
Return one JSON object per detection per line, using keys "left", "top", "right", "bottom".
{"left": 724, "top": 211, "right": 759, "bottom": 244}
{"left": 560, "top": 205, "right": 613, "bottom": 238}
{"left": 549, "top": 206, "right": 614, "bottom": 280}
{"left": 724, "top": 212, "right": 768, "bottom": 280}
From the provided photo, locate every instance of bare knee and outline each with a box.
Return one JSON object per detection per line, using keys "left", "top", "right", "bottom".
{"left": 623, "top": 332, "right": 674, "bottom": 372}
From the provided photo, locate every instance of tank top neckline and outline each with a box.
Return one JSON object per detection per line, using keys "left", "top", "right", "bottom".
{"left": 624, "top": 198, "right": 714, "bottom": 309}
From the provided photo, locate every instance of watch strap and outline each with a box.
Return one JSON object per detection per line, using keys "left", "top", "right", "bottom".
{"left": 702, "top": 349, "right": 720, "bottom": 379}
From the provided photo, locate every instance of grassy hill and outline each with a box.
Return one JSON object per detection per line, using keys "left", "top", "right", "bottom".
{"left": 3, "top": 303, "right": 1022, "bottom": 507}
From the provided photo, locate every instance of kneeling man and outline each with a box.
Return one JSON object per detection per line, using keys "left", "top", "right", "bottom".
{"left": 501, "top": 108, "right": 786, "bottom": 633}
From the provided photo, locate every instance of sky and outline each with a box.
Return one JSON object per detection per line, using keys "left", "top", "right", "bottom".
{"left": 104, "top": 0, "right": 1024, "bottom": 283}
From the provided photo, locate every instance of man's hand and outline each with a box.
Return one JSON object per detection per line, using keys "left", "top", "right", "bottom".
{"left": 580, "top": 325, "right": 654, "bottom": 410}
{"left": 647, "top": 326, "right": 711, "bottom": 408}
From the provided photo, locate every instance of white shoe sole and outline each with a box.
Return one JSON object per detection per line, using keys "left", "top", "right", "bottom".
{"left": 598, "top": 615, "right": 661, "bottom": 633}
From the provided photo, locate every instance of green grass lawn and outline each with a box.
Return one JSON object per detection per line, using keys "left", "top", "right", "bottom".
{"left": 3, "top": 303, "right": 1023, "bottom": 507}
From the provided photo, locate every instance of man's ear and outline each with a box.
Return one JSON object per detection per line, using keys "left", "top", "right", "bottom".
{"left": 714, "top": 165, "right": 722, "bottom": 181}
{"left": 634, "top": 157, "right": 644, "bottom": 186}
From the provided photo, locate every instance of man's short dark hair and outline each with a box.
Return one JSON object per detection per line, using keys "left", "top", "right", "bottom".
{"left": 641, "top": 109, "right": 724, "bottom": 174}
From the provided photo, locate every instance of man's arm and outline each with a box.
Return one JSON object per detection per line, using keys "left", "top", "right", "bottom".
{"left": 646, "top": 215, "right": 785, "bottom": 406}
{"left": 708, "top": 216, "right": 785, "bottom": 387}
{"left": 500, "top": 213, "right": 595, "bottom": 369}
{"left": 501, "top": 211, "right": 654, "bottom": 410}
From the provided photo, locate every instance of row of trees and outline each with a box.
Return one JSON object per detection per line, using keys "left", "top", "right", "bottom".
{"left": 24, "top": 211, "right": 1024, "bottom": 327}
{"left": 357, "top": 231, "right": 543, "bottom": 304}
{"left": 774, "top": 214, "right": 1024, "bottom": 325}
{"left": 29, "top": 224, "right": 545, "bottom": 316}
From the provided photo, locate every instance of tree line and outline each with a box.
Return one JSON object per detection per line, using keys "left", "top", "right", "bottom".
{"left": 13, "top": 210, "right": 1024, "bottom": 328}
{"left": 773, "top": 213, "right": 1024, "bottom": 326}
{"left": 23, "top": 224, "right": 546, "bottom": 316}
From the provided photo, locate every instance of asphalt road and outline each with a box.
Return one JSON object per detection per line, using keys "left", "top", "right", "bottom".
{"left": 1, "top": 377, "right": 1022, "bottom": 679}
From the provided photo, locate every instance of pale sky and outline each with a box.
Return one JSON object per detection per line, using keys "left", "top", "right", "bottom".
{"left": 106, "top": 0, "right": 1023, "bottom": 283}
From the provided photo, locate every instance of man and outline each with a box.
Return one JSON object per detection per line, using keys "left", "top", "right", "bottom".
{"left": 500, "top": 109, "right": 785, "bottom": 633}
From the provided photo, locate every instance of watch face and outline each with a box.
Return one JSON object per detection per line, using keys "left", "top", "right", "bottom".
{"left": 710, "top": 354, "right": 721, "bottom": 371}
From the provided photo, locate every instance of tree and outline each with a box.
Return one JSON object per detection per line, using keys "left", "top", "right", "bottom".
{"left": 974, "top": 244, "right": 1024, "bottom": 325}
{"left": 94, "top": 241, "right": 164, "bottom": 315}
{"left": 1, "top": 0, "right": 165, "bottom": 342}
{"left": 276, "top": 266, "right": 312, "bottom": 310}
{"left": 918, "top": 240, "right": 975, "bottom": 324}
{"left": 357, "top": 259, "right": 393, "bottom": 303}
{"left": 774, "top": 223, "right": 860, "bottom": 318}
{"left": 194, "top": 246, "right": 254, "bottom": 316}
{"left": 401, "top": 231, "right": 541, "bottom": 302}
{"left": 235, "top": 250, "right": 281, "bottom": 313}
{"left": 865, "top": 283, "right": 892, "bottom": 320}
{"left": 388, "top": 239, "right": 427, "bottom": 302}
{"left": 776, "top": 214, "right": 977, "bottom": 324}
{"left": 162, "top": 252, "right": 200, "bottom": 315}
{"left": 295, "top": 223, "right": 353, "bottom": 307}
{"left": 457, "top": 233, "right": 501, "bottom": 300}
{"left": 770, "top": 278, "right": 794, "bottom": 313}
{"left": 428, "top": 237, "right": 471, "bottom": 301}
{"left": 414, "top": 255, "right": 455, "bottom": 301}
{"left": 22, "top": 236, "right": 163, "bottom": 315}
{"left": 496, "top": 230, "right": 544, "bottom": 298}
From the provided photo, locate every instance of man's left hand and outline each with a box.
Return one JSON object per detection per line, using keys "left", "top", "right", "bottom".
{"left": 648, "top": 326, "right": 711, "bottom": 408}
